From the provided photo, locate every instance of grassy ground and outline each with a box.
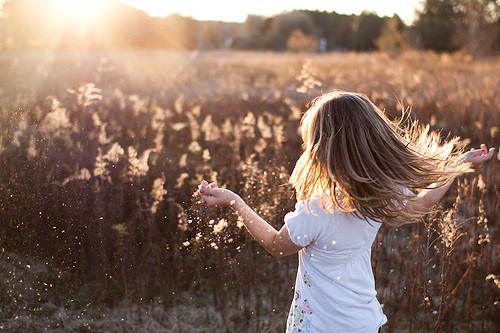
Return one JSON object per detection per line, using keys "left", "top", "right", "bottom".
{"left": 0, "top": 50, "right": 498, "bottom": 332}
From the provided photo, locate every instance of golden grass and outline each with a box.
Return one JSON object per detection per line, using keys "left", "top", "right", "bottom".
{"left": 0, "top": 50, "right": 498, "bottom": 332}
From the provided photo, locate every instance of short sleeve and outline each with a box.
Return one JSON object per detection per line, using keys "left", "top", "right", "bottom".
{"left": 284, "top": 200, "right": 321, "bottom": 247}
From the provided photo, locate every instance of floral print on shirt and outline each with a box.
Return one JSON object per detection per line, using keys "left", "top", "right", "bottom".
{"left": 303, "top": 271, "right": 313, "bottom": 287}
{"left": 287, "top": 271, "right": 314, "bottom": 333}
{"left": 288, "top": 292, "right": 313, "bottom": 333}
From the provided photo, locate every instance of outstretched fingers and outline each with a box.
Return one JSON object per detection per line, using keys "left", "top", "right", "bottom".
{"left": 195, "top": 179, "right": 224, "bottom": 207}
{"left": 478, "top": 145, "right": 495, "bottom": 160}
{"left": 194, "top": 179, "right": 210, "bottom": 196}
{"left": 469, "top": 145, "right": 495, "bottom": 161}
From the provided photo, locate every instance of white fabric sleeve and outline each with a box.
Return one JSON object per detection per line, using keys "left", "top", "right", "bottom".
{"left": 284, "top": 200, "right": 320, "bottom": 247}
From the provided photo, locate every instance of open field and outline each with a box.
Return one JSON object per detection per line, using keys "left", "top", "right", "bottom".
{"left": 0, "top": 51, "right": 498, "bottom": 332}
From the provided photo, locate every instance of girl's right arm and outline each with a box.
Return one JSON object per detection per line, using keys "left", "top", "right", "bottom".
{"left": 197, "top": 181, "right": 303, "bottom": 257}
{"left": 409, "top": 144, "right": 495, "bottom": 213}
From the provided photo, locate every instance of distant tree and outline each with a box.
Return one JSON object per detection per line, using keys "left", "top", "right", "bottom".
{"left": 4, "top": 1, "right": 453, "bottom": 53}
{"left": 198, "top": 24, "right": 219, "bottom": 49}
{"left": 235, "top": 15, "right": 268, "bottom": 49}
{"left": 196, "top": 21, "right": 240, "bottom": 49}
{"left": 264, "top": 11, "right": 317, "bottom": 50}
{"left": 0, "top": 0, "right": 198, "bottom": 50}
{"left": 287, "top": 29, "right": 318, "bottom": 52}
{"left": 415, "top": 0, "right": 499, "bottom": 54}
{"left": 239, "top": 10, "right": 400, "bottom": 52}
{"left": 352, "top": 12, "right": 385, "bottom": 51}
{"left": 457, "top": 0, "right": 499, "bottom": 55}
{"left": 333, "top": 15, "right": 357, "bottom": 50}
{"left": 375, "top": 16, "right": 408, "bottom": 52}
{"left": 414, "top": 0, "right": 461, "bottom": 52}
{"left": 300, "top": 10, "right": 356, "bottom": 50}
{"left": 159, "top": 14, "right": 197, "bottom": 49}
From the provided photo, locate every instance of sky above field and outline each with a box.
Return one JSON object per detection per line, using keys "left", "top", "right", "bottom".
{"left": 120, "top": 0, "right": 423, "bottom": 24}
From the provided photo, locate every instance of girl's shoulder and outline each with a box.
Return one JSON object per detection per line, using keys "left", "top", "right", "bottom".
{"left": 286, "top": 196, "right": 336, "bottom": 230}
{"left": 285, "top": 196, "right": 332, "bottom": 247}
{"left": 293, "top": 195, "right": 382, "bottom": 229}
{"left": 295, "top": 195, "right": 336, "bottom": 216}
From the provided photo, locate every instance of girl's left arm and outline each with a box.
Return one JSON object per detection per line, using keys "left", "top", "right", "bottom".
{"left": 198, "top": 183, "right": 302, "bottom": 257}
{"left": 409, "top": 144, "right": 495, "bottom": 212}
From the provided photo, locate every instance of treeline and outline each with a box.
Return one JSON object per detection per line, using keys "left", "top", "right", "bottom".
{"left": 0, "top": 0, "right": 498, "bottom": 54}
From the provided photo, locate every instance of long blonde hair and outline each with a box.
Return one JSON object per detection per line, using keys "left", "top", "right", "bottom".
{"left": 289, "top": 90, "right": 471, "bottom": 225}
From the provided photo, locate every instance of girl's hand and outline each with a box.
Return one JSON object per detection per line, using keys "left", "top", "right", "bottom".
{"left": 461, "top": 144, "right": 495, "bottom": 167}
{"left": 197, "top": 180, "right": 240, "bottom": 208}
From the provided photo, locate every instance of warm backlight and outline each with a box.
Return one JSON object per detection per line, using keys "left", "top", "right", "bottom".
{"left": 54, "top": 0, "right": 105, "bottom": 20}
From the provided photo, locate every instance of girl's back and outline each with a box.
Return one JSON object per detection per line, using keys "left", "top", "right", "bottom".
{"left": 197, "top": 90, "right": 494, "bottom": 333}
{"left": 285, "top": 196, "right": 385, "bottom": 333}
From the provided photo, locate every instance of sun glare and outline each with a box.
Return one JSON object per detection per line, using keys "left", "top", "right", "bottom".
{"left": 54, "top": 0, "right": 105, "bottom": 20}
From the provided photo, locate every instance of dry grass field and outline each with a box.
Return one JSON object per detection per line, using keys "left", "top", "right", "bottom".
{"left": 0, "top": 50, "right": 498, "bottom": 332}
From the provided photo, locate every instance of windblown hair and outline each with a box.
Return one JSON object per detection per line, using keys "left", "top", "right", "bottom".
{"left": 289, "top": 90, "right": 471, "bottom": 226}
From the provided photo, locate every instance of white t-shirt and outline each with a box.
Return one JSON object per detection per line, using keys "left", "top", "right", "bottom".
{"left": 285, "top": 196, "right": 387, "bottom": 333}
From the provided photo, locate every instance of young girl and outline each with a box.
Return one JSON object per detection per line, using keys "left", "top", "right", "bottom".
{"left": 196, "top": 91, "right": 495, "bottom": 333}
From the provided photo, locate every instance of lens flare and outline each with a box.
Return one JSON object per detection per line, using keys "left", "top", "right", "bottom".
{"left": 54, "top": 0, "right": 105, "bottom": 20}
